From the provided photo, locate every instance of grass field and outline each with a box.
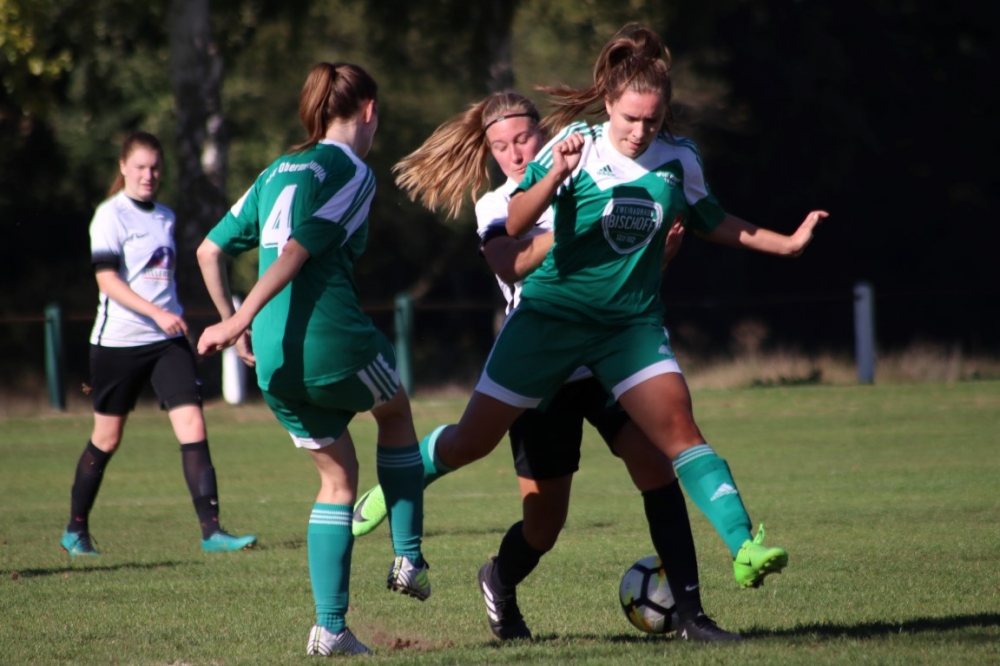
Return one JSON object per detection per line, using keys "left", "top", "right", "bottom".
{"left": 2, "top": 382, "right": 998, "bottom": 665}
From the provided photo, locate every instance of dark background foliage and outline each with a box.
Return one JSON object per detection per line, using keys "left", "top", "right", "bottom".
{"left": 1, "top": 0, "right": 997, "bottom": 393}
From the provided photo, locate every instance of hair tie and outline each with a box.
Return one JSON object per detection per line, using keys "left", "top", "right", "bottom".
{"left": 483, "top": 111, "right": 540, "bottom": 132}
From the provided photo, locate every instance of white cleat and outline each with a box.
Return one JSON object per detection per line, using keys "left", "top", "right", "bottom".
{"left": 306, "top": 625, "right": 372, "bottom": 657}
{"left": 386, "top": 555, "right": 431, "bottom": 601}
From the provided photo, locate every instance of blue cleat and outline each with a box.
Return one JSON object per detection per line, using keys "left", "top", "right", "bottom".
{"left": 202, "top": 529, "right": 257, "bottom": 552}
{"left": 61, "top": 530, "right": 100, "bottom": 556}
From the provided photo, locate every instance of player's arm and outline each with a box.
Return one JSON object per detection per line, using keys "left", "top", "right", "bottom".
{"left": 507, "top": 133, "right": 584, "bottom": 237}
{"left": 698, "top": 211, "right": 828, "bottom": 257}
{"left": 95, "top": 270, "right": 187, "bottom": 337}
{"left": 197, "top": 239, "right": 238, "bottom": 320}
{"left": 482, "top": 231, "right": 554, "bottom": 284}
{"left": 198, "top": 239, "right": 311, "bottom": 356}
{"left": 197, "top": 238, "right": 256, "bottom": 365}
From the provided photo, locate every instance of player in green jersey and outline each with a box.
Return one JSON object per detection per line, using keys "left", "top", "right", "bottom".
{"left": 500, "top": 25, "right": 827, "bottom": 587}
{"left": 375, "top": 24, "right": 827, "bottom": 607}
{"left": 358, "top": 91, "right": 739, "bottom": 642}
{"left": 196, "top": 62, "right": 428, "bottom": 657}
{"left": 502, "top": 23, "right": 826, "bottom": 590}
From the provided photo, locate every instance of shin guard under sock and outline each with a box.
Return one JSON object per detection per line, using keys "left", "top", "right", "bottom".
{"left": 68, "top": 441, "right": 112, "bottom": 533}
{"left": 643, "top": 481, "right": 703, "bottom": 621}
{"left": 673, "top": 444, "right": 753, "bottom": 556}
{"left": 180, "top": 441, "right": 220, "bottom": 539}
{"left": 308, "top": 503, "right": 353, "bottom": 633}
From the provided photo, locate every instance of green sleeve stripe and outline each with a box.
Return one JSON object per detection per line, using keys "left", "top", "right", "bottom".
{"left": 536, "top": 121, "right": 590, "bottom": 169}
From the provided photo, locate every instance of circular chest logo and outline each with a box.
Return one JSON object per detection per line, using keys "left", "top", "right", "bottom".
{"left": 601, "top": 198, "right": 663, "bottom": 254}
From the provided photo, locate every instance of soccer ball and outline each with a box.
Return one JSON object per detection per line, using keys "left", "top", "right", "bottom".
{"left": 618, "top": 555, "right": 678, "bottom": 634}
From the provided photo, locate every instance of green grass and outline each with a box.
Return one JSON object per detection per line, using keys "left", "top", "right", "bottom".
{"left": 2, "top": 382, "right": 999, "bottom": 665}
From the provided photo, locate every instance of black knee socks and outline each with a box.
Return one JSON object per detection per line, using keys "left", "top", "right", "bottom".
{"left": 180, "top": 440, "right": 220, "bottom": 539}
{"left": 68, "top": 441, "right": 112, "bottom": 533}
{"left": 494, "top": 520, "right": 546, "bottom": 592}
{"left": 642, "top": 480, "right": 704, "bottom": 622}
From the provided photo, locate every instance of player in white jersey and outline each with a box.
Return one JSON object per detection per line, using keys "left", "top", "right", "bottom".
{"left": 355, "top": 91, "right": 740, "bottom": 642}
{"left": 61, "top": 131, "right": 256, "bottom": 559}
{"left": 196, "top": 62, "right": 428, "bottom": 657}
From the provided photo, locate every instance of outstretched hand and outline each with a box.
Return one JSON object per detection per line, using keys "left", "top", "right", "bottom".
{"left": 787, "top": 210, "right": 829, "bottom": 257}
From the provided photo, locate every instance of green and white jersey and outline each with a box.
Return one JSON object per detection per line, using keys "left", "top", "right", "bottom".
{"left": 474, "top": 177, "right": 555, "bottom": 315}
{"left": 517, "top": 121, "right": 726, "bottom": 324}
{"left": 207, "top": 140, "right": 379, "bottom": 391}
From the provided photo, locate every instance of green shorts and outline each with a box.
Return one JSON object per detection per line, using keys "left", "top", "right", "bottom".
{"left": 262, "top": 332, "right": 400, "bottom": 449}
{"left": 476, "top": 306, "right": 681, "bottom": 408}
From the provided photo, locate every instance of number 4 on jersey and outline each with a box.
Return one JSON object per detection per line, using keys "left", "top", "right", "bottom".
{"left": 261, "top": 184, "right": 297, "bottom": 253}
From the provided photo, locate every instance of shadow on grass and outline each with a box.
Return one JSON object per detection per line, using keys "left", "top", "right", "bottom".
{"left": 11, "top": 560, "right": 188, "bottom": 579}
{"left": 741, "top": 613, "right": 1000, "bottom": 639}
{"left": 261, "top": 538, "right": 305, "bottom": 550}
{"left": 513, "top": 613, "right": 1000, "bottom": 645}
{"left": 425, "top": 526, "right": 506, "bottom": 538}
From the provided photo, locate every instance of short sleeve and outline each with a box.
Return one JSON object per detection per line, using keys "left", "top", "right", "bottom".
{"left": 677, "top": 141, "right": 726, "bottom": 234}
{"left": 89, "top": 201, "right": 123, "bottom": 268}
{"left": 293, "top": 217, "right": 349, "bottom": 256}
{"left": 515, "top": 162, "right": 548, "bottom": 196}
{"left": 475, "top": 189, "right": 511, "bottom": 241}
{"left": 291, "top": 161, "right": 373, "bottom": 257}
{"left": 208, "top": 184, "right": 263, "bottom": 256}
{"left": 687, "top": 191, "right": 726, "bottom": 233}
{"left": 514, "top": 122, "right": 591, "bottom": 198}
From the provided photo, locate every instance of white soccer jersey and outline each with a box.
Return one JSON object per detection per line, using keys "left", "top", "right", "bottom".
{"left": 89, "top": 191, "right": 183, "bottom": 347}
{"left": 475, "top": 178, "right": 592, "bottom": 384}
{"left": 474, "top": 178, "right": 555, "bottom": 314}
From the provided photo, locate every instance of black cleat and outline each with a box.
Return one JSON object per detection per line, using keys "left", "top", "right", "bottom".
{"left": 676, "top": 614, "right": 743, "bottom": 642}
{"left": 478, "top": 557, "right": 532, "bottom": 640}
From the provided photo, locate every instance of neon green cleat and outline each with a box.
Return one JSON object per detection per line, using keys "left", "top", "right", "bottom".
{"left": 733, "top": 524, "right": 788, "bottom": 588}
{"left": 352, "top": 484, "right": 388, "bottom": 537}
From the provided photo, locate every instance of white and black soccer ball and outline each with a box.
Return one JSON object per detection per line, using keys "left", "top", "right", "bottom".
{"left": 618, "top": 555, "right": 678, "bottom": 634}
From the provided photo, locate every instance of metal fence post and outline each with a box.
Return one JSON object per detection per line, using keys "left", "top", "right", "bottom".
{"left": 44, "top": 302, "right": 66, "bottom": 410}
{"left": 394, "top": 293, "right": 414, "bottom": 396}
{"left": 853, "top": 281, "right": 876, "bottom": 384}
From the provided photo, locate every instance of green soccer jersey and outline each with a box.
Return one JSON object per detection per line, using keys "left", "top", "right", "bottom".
{"left": 517, "top": 122, "right": 726, "bottom": 324}
{"left": 207, "top": 140, "right": 379, "bottom": 391}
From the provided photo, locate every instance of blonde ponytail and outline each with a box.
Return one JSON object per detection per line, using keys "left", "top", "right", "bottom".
{"left": 393, "top": 92, "right": 541, "bottom": 220}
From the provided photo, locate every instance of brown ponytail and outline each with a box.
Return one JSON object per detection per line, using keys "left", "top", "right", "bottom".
{"left": 540, "top": 23, "right": 674, "bottom": 134}
{"left": 292, "top": 62, "right": 379, "bottom": 152}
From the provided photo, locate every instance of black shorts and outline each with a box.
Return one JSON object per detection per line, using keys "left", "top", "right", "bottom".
{"left": 508, "top": 377, "right": 630, "bottom": 480}
{"left": 89, "top": 338, "right": 202, "bottom": 415}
